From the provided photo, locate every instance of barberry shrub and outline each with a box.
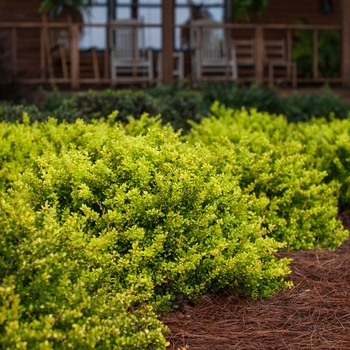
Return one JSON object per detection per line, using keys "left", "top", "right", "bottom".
{"left": 186, "top": 104, "right": 347, "bottom": 250}
{"left": 0, "top": 190, "right": 168, "bottom": 349}
{"left": 1, "top": 117, "right": 291, "bottom": 349}
{"left": 285, "top": 117, "right": 350, "bottom": 206}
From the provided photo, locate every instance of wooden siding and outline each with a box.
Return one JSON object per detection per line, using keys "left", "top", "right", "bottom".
{"left": 0, "top": 1, "right": 42, "bottom": 77}
{"left": 0, "top": 0, "right": 42, "bottom": 22}
{"left": 249, "top": 0, "right": 341, "bottom": 25}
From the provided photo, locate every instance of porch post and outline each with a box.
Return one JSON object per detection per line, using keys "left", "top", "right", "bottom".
{"left": 70, "top": 23, "right": 80, "bottom": 89}
{"left": 225, "top": 0, "right": 232, "bottom": 23}
{"left": 162, "top": 0, "right": 174, "bottom": 86}
{"left": 342, "top": 0, "right": 350, "bottom": 87}
{"left": 108, "top": 0, "right": 116, "bottom": 21}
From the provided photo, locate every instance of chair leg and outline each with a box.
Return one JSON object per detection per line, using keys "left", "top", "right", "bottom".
{"left": 149, "top": 62, "right": 154, "bottom": 84}
{"left": 171, "top": 52, "right": 183, "bottom": 81}
{"left": 148, "top": 49, "right": 154, "bottom": 84}
{"left": 230, "top": 46, "right": 238, "bottom": 80}
{"left": 60, "top": 46, "right": 69, "bottom": 79}
{"left": 91, "top": 47, "right": 100, "bottom": 80}
{"left": 158, "top": 52, "right": 163, "bottom": 81}
{"left": 178, "top": 52, "right": 184, "bottom": 81}
{"left": 287, "top": 64, "right": 291, "bottom": 81}
{"left": 111, "top": 62, "right": 116, "bottom": 86}
{"left": 269, "top": 62, "right": 274, "bottom": 86}
{"left": 231, "top": 61, "right": 238, "bottom": 80}
{"left": 292, "top": 62, "right": 297, "bottom": 88}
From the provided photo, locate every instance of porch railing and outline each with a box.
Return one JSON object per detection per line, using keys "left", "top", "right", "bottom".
{"left": 0, "top": 21, "right": 343, "bottom": 88}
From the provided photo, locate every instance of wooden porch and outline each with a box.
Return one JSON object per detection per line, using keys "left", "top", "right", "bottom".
{"left": 1, "top": 0, "right": 350, "bottom": 89}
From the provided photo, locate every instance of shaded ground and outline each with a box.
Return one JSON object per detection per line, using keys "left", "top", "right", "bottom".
{"left": 162, "top": 212, "right": 350, "bottom": 349}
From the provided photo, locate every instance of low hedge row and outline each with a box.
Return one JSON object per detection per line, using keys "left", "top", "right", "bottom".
{"left": 199, "top": 83, "right": 350, "bottom": 123}
{"left": 0, "top": 88, "right": 202, "bottom": 132}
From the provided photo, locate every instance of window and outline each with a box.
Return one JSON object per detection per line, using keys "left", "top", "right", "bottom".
{"left": 115, "top": 0, "right": 162, "bottom": 49}
{"left": 79, "top": 1, "right": 108, "bottom": 49}
{"left": 174, "top": 0, "right": 225, "bottom": 49}
{"left": 79, "top": 1, "right": 226, "bottom": 50}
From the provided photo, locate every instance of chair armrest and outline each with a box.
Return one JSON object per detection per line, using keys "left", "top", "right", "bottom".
{"left": 146, "top": 48, "right": 153, "bottom": 59}
{"left": 49, "top": 44, "right": 62, "bottom": 53}
{"left": 230, "top": 44, "right": 237, "bottom": 60}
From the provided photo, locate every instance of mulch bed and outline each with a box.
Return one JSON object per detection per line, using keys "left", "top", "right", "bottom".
{"left": 162, "top": 212, "right": 350, "bottom": 349}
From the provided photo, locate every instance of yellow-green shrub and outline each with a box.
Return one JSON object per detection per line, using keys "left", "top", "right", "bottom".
{"left": 0, "top": 190, "right": 168, "bottom": 349}
{"left": 1, "top": 117, "right": 291, "bottom": 349}
{"left": 186, "top": 104, "right": 347, "bottom": 250}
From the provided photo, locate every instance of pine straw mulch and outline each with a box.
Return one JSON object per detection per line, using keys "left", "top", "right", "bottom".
{"left": 161, "top": 212, "right": 350, "bottom": 350}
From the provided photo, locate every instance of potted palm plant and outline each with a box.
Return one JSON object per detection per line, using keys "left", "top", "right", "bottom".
{"left": 39, "top": 0, "right": 94, "bottom": 22}
{"left": 231, "top": 0, "right": 270, "bottom": 22}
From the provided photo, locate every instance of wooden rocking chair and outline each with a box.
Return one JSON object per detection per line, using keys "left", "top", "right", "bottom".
{"left": 109, "top": 19, "right": 153, "bottom": 85}
{"left": 43, "top": 14, "right": 100, "bottom": 83}
{"left": 190, "top": 19, "right": 237, "bottom": 82}
{"left": 233, "top": 39, "right": 256, "bottom": 80}
{"left": 264, "top": 39, "right": 297, "bottom": 87}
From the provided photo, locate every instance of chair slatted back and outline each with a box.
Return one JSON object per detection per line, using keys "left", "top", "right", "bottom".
{"left": 202, "top": 27, "right": 224, "bottom": 60}
{"left": 42, "top": 13, "right": 100, "bottom": 82}
{"left": 42, "top": 14, "right": 71, "bottom": 79}
{"left": 265, "top": 40, "right": 287, "bottom": 62}
{"left": 49, "top": 27, "right": 71, "bottom": 54}
{"left": 190, "top": 20, "right": 226, "bottom": 62}
{"left": 110, "top": 20, "right": 144, "bottom": 62}
{"left": 234, "top": 39, "right": 255, "bottom": 63}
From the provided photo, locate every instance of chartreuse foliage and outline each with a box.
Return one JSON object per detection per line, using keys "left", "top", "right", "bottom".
{"left": 0, "top": 190, "right": 166, "bottom": 349}
{"left": 186, "top": 103, "right": 347, "bottom": 250}
{"left": 0, "top": 114, "right": 292, "bottom": 349}
{"left": 0, "top": 113, "right": 112, "bottom": 191}
{"left": 1, "top": 103, "right": 349, "bottom": 348}
{"left": 285, "top": 117, "right": 350, "bottom": 206}
{"left": 194, "top": 103, "right": 350, "bottom": 207}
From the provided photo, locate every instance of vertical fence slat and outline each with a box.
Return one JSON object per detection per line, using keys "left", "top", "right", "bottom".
{"left": 287, "top": 29, "right": 292, "bottom": 62}
{"left": 70, "top": 23, "right": 80, "bottom": 89}
{"left": 40, "top": 27, "right": 46, "bottom": 79}
{"left": 105, "top": 24, "right": 109, "bottom": 79}
{"left": 287, "top": 28, "right": 293, "bottom": 81}
{"left": 198, "top": 26, "right": 202, "bottom": 80}
{"left": 11, "top": 28, "right": 17, "bottom": 75}
{"left": 313, "top": 30, "right": 319, "bottom": 79}
{"left": 226, "top": 26, "right": 232, "bottom": 80}
{"left": 255, "top": 25, "right": 264, "bottom": 83}
{"left": 41, "top": 14, "right": 55, "bottom": 85}
{"left": 132, "top": 25, "right": 137, "bottom": 78}
{"left": 162, "top": 0, "right": 174, "bottom": 85}
{"left": 342, "top": 0, "right": 350, "bottom": 87}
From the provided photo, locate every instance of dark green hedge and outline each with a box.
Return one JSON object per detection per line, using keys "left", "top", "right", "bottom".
{"left": 1, "top": 83, "right": 349, "bottom": 129}
{"left": 199, "top": 83, "right": 350, "bottom": 122}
